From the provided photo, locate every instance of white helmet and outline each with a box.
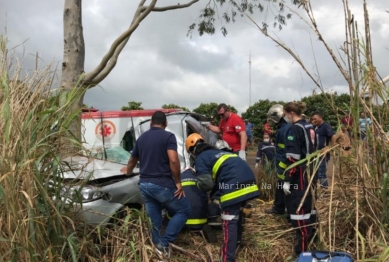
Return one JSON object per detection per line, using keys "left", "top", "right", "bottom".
{"left": 267, "top": 104, "right": 285, "bottom": 124}
{"left": 215, "top": 140, "right": 231, "bottom": 151}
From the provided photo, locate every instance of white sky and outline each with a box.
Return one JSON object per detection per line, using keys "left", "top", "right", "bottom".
{"left": 1, "top": 0, "right": 388, "bottom": 113}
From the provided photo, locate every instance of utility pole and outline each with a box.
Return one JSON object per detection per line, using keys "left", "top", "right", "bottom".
{"left": 249, "top": 52, "right": 251, "bottom": 107}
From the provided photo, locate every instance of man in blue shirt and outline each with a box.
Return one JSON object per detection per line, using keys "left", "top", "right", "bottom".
{"left": 359, "top": 111, "right": 371, "bottom": 140}
{"left": 310, "top": 112, "right": 336, "bottom": 188}
{"left": 244, "top": 119, "right": 254, "bottom": 149}
{"left": 121, "top": 111, "right": 191, "bottom": 260}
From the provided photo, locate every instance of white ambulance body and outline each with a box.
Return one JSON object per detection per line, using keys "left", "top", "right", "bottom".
{"left": 81, "top": 108, "right": 182, "bottom": 153}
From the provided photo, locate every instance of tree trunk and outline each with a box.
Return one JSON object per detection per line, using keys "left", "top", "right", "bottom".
{"left": 61, "top": 0, "right": 85, "bottom": 153}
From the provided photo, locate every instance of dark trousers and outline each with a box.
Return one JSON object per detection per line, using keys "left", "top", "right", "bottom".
{"left": 285, "top": 193, "right": 316, "bottom": 255}
{"left": 273, "top": 179, "right": 286, "bottom": 213}
{"left": 209, "top": 201, "right": 221, "bottom": 218}
{"left": 220, "top": 202, "right": 244, "bottom": 262}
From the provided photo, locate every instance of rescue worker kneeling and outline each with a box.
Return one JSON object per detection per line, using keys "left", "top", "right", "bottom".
{"left": 165, "top": 167, "right": 212, "bottom": 233}
{"left": 185, "top": 133, "right": 260, "bottom": 262}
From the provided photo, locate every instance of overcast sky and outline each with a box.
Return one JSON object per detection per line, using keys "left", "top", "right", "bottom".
{"left": 1, "top": 0, "right": 388, "bottom": 114}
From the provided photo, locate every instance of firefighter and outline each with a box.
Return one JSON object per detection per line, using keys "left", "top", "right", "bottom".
{"left": 185, "top": 134, "right": 260, "bottom": 262}
{"left": 265, "top": 104, "right": 292, "bottom": 215}
{"left": 166, "top": 167, "right": 217, "bottom": 243}
{"left": 282, "top": 101, "right": 317, "bottom": 256}
{"left": 255, "top": 133, "right": 276, "bottom": 169}
{"left": 208, "top": 140, "right": 233, "bottom": 226}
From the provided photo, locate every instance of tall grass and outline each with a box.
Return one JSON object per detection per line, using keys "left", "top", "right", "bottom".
{"left": 0, "top": 35, "right": 91, "bottom": 261}
{"left": 0, "top": 36, "right": 170, "bottom": 262}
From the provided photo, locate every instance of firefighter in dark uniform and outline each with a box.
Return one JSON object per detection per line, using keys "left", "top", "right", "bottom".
{"left": 167, "top": 167, "right": 208, "bottom": 230}
{"left": 282, "top": 101, "right": 318, "bottom": 256}
{"left": 265, "top": 104, "right": 292, "bottom": 215}
{"left": 185, "top": 133, "right": 260, "bottom": 262}
{"left": 255, "top": 133, "right": 276, "bottom": 169}
{"left": 166, "top": 167, "right": 218, "bottom": 243}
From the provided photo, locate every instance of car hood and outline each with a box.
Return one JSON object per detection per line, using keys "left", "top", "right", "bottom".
{"left": 61, "top": 156, "right": 139, "bottom": 180}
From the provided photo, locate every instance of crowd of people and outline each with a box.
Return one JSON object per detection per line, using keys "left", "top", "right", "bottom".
{"left": 121, "top": 104, "right": 370, "bottom": 262}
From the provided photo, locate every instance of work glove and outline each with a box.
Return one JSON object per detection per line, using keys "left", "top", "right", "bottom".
{"left": 238, "top": 150, "right": 246, "bottom": 161}
{"left": 254, "top": 163, "right": 259, "bottom": 170}
{"left": 196, "top": 174, "right": 214, "bottom": 192}
{"left": 283, "top": 182, "right": 291, "bottom": 195}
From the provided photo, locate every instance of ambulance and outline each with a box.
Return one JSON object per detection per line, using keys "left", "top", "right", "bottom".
{"left": 81, "top": 108, "right": 183, "bottom": 153}
{"left": 60, "top": 108, "right": 213, "bottom": 226}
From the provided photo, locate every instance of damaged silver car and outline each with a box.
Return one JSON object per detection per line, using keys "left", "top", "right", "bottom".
{"left": 58, "top": 112, "right": 213, "bottom": 226}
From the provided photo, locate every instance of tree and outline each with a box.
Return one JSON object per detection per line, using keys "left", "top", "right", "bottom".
{"left": 193, "top": 102, "right": 237, "bottom": 125}
{"left": 242, "top": 99, "right": 282, "bottom": 139}
{"left": 121, "top": 101, "right": 144, "bottom": 111}
{"left": 61, "top": 0, "right": 295, "bottom": 138}
{"left": 161, "top": 103, "right": 190, "bottom": 112}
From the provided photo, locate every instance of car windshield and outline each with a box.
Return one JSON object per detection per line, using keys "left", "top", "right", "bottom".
{"left": 92, "top": 146, "right": 130, "bottom": 165}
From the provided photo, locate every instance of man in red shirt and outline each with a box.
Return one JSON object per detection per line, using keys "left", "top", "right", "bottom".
{"left": 207, "top": 103, "right": 247, "bottom": 161}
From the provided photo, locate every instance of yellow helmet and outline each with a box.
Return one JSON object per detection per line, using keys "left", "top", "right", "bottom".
{"left": 185, "top": 133, "right": 204, "bottom": 152}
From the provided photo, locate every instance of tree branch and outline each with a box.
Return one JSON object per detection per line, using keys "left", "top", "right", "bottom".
{"left": 244, "top": 13, "right": 322, "bottom": 89}
{"left": 151, "top": 0, "right": 199, "bottom": 12}
{"left": 83, "top": 0, "right": 157, "bottom": 85}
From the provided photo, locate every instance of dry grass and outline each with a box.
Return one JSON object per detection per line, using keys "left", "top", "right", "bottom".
{"left": 2, "top": 9, "right": 389, "bottom": 259}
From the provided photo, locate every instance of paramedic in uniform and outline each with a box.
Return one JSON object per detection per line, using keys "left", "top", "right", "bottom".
{"left": 207, "top": 103, "right": 247, "bottom": 161}
{"left": 185, "top": 133, "right": 260, "bottom": 262}
{"left": 282, "top": 101, "right": 317, "bottom": 256}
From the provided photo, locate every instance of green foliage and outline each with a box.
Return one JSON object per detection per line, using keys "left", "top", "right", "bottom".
{"left": 242, "top": 99, "right": 283, "bottom": 138}
{"left": 161, "top": 103, "right": 190, "bottom": 112}
{"left": 192, "top": 102, "right": 237, "bottom": 125}
{"left": 189, "top": 0, "right": 300, "bottom": 37}
{"left": 121, "top": 101, "right": 143, "bottom": 111}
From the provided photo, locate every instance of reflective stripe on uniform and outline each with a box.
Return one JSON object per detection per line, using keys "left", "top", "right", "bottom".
{"left": 212, "top": 154, "right": 238, "bottom": 179}
{"left": 286, "top": 153, "right": 301, "bottom": 160}
{"left": 221, "top": 214, "right": 239, "bottom": 220}
{"left": 185, "top": 218, "right": 207, "bottom": 225}
{"left": 167, "top": 215, "right": 207, "bottom": 225}
{"left": 278, "top": 143, "right": 285, "bottom": 148}
{"left": 182, "top": 181, "right": 196, "bottom": 186}
{"left": 277, "top": 174, "right": 285, "bottom": 180}
{"left": 278, "top": 161, "right": 287, "bottom": 169}
{"left": 220, "top": 184, "right": 259, "bottom": 203}
{"left": 290, "top": 213, "right": 311, "bottom": 220}
{"left": 311, "top": 210, "right": 317, "bottom": 215}
{"left": 295, "top": 123, "right": 310, "bottom": 157}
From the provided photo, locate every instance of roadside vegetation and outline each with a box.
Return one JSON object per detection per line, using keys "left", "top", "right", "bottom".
{"left": 1, "top": 1, "right": 389, "bottom": 261}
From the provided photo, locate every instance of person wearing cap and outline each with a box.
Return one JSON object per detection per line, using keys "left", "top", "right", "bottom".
{"left": 206, "top": 103, "right": 247, "bottom": 161}
{"left": 185, "top": 134, "right": 260, "bottom": 262}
